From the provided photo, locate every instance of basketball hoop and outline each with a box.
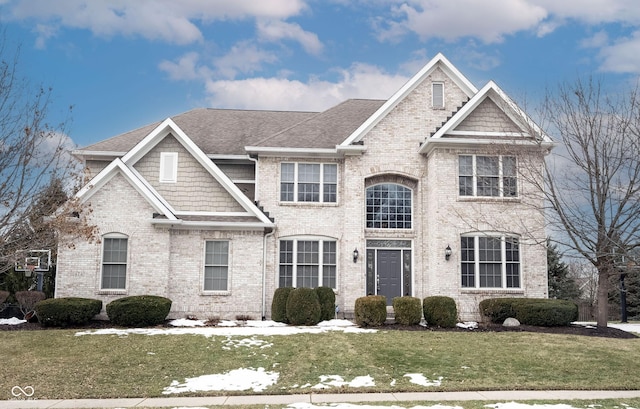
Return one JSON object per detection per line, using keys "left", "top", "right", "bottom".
{"left": 24, "top": 264, "right": 37, "bottom": 278}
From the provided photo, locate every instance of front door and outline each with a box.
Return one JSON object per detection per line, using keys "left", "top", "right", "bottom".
{"left": 366, "top": 241, "right": 412, "bottom": 306}
{"left": 377, "top": 250, "right": 402, "bottom": 306}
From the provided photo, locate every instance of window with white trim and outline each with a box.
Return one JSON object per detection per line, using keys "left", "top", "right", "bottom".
{"left": 459, "top": 155, "right": 517, "bottom": 197}
{"left": 101, "top": 234, "right": 128, "bottom": 289}
{"left": 204, "top": 241, "right": 229, "bottom": 291}
{"left": 432, "top": 82, "right": 444, "bottom": 108}
{"left": 366, "top": 184, "right": 412, "bottom": 229}
{"left": 461, "top": 234, "right": 520, "bottom": 289}
{"left": 279, "top": 238, "right": 336, "bottom": 288}
{"left": 159, "top": 152, "right": 178, "bottom": 183}
{"left": 280, "top": 163, "right": 337, "bottom": 203}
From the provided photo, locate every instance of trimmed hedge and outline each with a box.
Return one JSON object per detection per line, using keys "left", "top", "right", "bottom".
{"left": 355, "top": 295, "right": 387, "bottom": 327}
{"left": 286, "top": 287, "right": 321, "bottom": 326}
{"left": 106, "top": 295, "right": 172, "bottom": 327}
{"left": 272, "top": 287, "right": 294, "bottom": 323}
{"left": 35, "top": 297, "right": 102, "bottom": 327}
{"left": 481, "top": 297, "right": 578, "bottom": 326}
{"left": 423, "top": 296, "right": 457, "bottom": 328}
{"left": 315, "top": 286, "right": 336, "bottom": 322}
{"left": 392, "top": 296, "right": 422, "bottom": 326}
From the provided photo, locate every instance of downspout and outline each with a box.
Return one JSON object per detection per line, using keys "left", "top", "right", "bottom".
{"left": 262, "top": 227, "right": 275, "bottom": 320}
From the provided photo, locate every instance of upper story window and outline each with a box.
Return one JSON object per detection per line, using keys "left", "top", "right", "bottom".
{"left": 459, "top": 155, "right": 517, "bottom": 198}
{"left": 101, "top": 234, "right": 128, "bottom": 290}
{"left": 279, "top": 238, "right": 336, "bottom": 289}
{"left": 366, "top": 184, "right": 412, "bottom": 229}
{"left": 432, "top": 82, "right": 444, "bottom": 109}
{"left": 204, "top": 240, "right": 229, "bottom": 292}
{"left": 280, "top": 163, "right": 337, "bottom": 203}
{"left": 461, "top": 234, "right": 520, "bottom": 289}
{"left": 159, "top": 152, "right": 178, "bottom": 183}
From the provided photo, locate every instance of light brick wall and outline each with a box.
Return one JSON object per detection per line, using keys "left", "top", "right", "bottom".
{"left": 134, "top": 135, "right": 244, "bottom": 212}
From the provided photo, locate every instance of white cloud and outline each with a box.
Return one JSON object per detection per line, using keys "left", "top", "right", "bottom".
{"left": 202, "top": 63, "right": 408, "bottom": 111}
{"left": 597, "top": 31, "right": 640, "bottom": 74}
{"left": 2, "top": 0, "right": 308, "bottom": 46}
{"left": 377, "top": 0, "right": 548, "bottom": 43}
{"left": 257, "top": 19, "right": 324, "bottom": 55}
{"left": 213, "top": 41, "right": 279, "bottom": 79}
{"left": 580, "top": 31, "right": 609, "bottom": 49}
{"left": 158, "top": 52, "right": 209, "bottom": 81}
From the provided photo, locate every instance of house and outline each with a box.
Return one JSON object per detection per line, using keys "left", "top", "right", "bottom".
{"left": 56, "top": 53, "right": 554, "bottom": 321}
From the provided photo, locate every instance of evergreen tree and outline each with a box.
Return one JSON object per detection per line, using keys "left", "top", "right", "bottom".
{"left": 547, "top": 239, "right": 580, "bottom": 301}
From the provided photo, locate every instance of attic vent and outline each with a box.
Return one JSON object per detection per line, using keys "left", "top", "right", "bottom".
{"left": 160, "top": 152, "right": 178, "bottom": 183}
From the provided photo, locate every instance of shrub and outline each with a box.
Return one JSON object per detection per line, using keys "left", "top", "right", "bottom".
{"left": 0, "top": 290, "right": 9, "bottom": 304}
{"left": 354, "top": 295, "right": 387, "bottom": 327}
{"left": 15, "top": 291, "right": 46, "bottom": 316}
{"left": 479, "top": 297, "right": 521, "bottom": 323}
{"left": 423, "top": 296, "right": 457, "bottom": 328}
{"left": 271, "top": 287, "right": 294, "bottom": 323}
{"left": 106, "top": 295, "right": 172, "bottom": 327}
{"left": 515, "top": 299, "right": 578, "bottom": 326}
{"left": 286, "top": 287, "right": 321, "bottom": 326}
{"left": 315, "top": 286, "right": 336, "bottom": 322}
{"left": 393, "top": 296, "right": 422, "bottom": 325}
{"left": 480, "top": 297, "right": 579, "bottom": 326}
{"left": 35, "top": 297, "right": 102, "bottom": 327}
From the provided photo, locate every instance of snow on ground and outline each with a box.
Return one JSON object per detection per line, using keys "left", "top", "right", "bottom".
{"left": 0, "top": 317, "right": 26, "bottom": 325}
{"left": 404, "top": 373, "right": 444, "bottom": 387}
{"left": 285, "top": 404, "right": 638, "bottom": 409}
{"left": 163, "top": 367, "right": 278, "bottom": 394}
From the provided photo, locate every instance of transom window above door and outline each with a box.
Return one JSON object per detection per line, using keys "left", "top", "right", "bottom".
{"left": 366, "top": 184, "right": 412, "bottom": 229}
{"left": 280, "top": 163, "right": 337, "bottom": 203}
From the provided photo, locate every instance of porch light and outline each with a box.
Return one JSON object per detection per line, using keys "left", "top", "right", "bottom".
{"left": 445, "top": 245, "right": 452, "bottom": 261}
{"left": 353, "top": 248, "right": 359, "bottom": 263}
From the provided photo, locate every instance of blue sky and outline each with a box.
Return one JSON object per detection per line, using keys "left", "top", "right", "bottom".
{"left": 1, "top": 0, "right": 640, "bottom": 148}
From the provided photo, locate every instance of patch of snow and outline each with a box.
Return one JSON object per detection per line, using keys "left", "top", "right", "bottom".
{"left": 75, "top": 320, "right": 376, "bottom": 337}
{"left": 317, "top": 319, "right": 357, "bottom": 327}
{"left": 486, "top": 403, "right": 586, "bottom": 409}
{"left": 311, "top": 375, "right": 375, "bottom": 389}
{"left": 288, "top": 404, "right": 464, "bottom": 409}
{"left": 456, "top": 321, "right": 478, "bottom": 330}
{"left": 0, "top": 317, "right": 26, "bottom": 325}
{"left": 168, "top": 318, "right": 206, "bottom": 327}
{"left": 222, "top": 336, "right": 273, "bottom": 350}
{"left": 162, "top": 367, "right": 278, "bottom": 394}
{"left": 404, "top": 373, "right": 443, "bottom": 387}
{"left": 573, "top": 322, "right": 640, "bottom": 334}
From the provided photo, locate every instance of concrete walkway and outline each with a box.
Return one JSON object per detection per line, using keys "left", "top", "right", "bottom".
{"left": 3, "top": 390, "right": 640, "bottom": 409}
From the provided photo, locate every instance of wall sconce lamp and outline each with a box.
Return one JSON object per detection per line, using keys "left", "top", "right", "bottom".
{"left": 445, "top": 245, "right": 452, "bottom": 261}
{"left": 353, "top": 248, "right": 359, "bottom": 263}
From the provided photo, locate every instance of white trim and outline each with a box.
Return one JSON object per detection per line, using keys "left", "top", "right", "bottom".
{"left": 151, "top": 219, "right": 274, "bottom": 230}
{"left": 277, "top": 236, "right": 338, "bottom": 289}
{"left": 173, "top": 211, "right": 253, "bottom": 217}
{"left": 100, "top": 234, "right": 129, "bottom": 291}
{"left": 245, "top": 146, "right": 341, "bottom": 158}
{"left": 203, "top": 239, "right": 230, "bottom": 292}
{"left": 460, "top": 233, "right": 521, "bottom": 290}
{"left": 341, "top": 53, "right": 477, "bottom": 147}
{"left": 420, "top": 137, "right": 555, "bottom": 155}
{"left": 446, "top": 130, "right": 529, "bottom": 137}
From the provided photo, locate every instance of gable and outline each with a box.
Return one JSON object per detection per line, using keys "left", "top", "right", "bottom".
{"left": 454, "top": 97, "right": 522, "bottom": 134}
{"left": 133, "top": 134, "right": 244, "bottom": 213}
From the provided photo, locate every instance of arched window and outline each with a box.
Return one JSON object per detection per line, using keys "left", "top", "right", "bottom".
{"left": 366, "top": 184, "right": 412, "bottom": 229}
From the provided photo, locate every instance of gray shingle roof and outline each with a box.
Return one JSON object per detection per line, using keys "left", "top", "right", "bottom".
{"left": 78, "top": 99, "right": 385, "bottom": 155}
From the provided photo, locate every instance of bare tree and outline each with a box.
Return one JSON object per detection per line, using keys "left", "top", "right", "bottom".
{"left": 0, "top": 33, "right": 89, "bottom": 273}
{"left": 534, "top": 77, "right": 640, "bottom": 328}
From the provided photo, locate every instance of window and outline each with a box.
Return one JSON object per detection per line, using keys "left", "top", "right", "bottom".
{"left": 432, "top": 82, "right": 444, "bottom": 108}
{"left": 279, "top": 238, "right": 336, "bottom": 288}
{"left": 459, "top": 155, "right": 517, "bottom": 197}
{"left": 280, "top": 163, "right": 337, "bottom": 203}
{"left": 159, "top": 152, "right": 178, "bottom": 183}
{"left": 102, "top": 235, "right": 128, "bottom": 289}
{"left": 461, "top": 235, "right": 520, "bottom": 289}
{"left": 366, "top": 184, "right": 412, "bottom": 229}
{"left": 204, "top": 241, "right": 229, "bottom": 291}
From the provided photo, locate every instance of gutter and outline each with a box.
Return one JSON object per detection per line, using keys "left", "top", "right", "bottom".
{"left": 262, "top": 227, "right": 276, "bottom": 320}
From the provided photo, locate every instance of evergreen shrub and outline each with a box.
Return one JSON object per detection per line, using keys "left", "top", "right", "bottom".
{"left": 480, "top": 297, "right": 578, "bottom": 326}
{"left": 106, "top": 295, "right": 172, "bottom": 327}
{"left": 315, "top": 286, "right": 336, "bottom": 322}
{"left": 35, "top": 297, "right": 102, "bottom": 327}
{"left": 286, "top": 287, "right": 321, "bottom": 326}
{"left": 423, "top": 296, "right": 457, "bottom": 328}
{"left": 392, "top": 296, "right": 422, "bottom": 325}
{"left": 354, "top": 295, "right": 387, "bottom": 327}
{"left": 271, "top": 287, "right": 294, "bottom": 323}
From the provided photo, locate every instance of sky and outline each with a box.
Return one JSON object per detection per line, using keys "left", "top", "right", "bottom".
{"left": 1, "top": 1, "right": 640, "bottom": 149}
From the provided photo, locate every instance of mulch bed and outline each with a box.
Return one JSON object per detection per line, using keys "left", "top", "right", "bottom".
{"left": 0, "top": 319, "right": 637, "bottom": 339}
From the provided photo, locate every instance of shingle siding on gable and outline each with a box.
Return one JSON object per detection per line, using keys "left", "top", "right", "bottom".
{"left": 133, "top": 135, "right": 245, "bottom": 213}
{"left": 455, "top": 97, "right": 521, "bottom": 133}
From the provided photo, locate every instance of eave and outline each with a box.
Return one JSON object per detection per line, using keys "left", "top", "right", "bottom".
{"left": 244, "top": 146, "right": 366, "bottom": 159}
{"left": 151, "top": 219, "right": 275, "bottom": 231}
{"left": 420, "top": 137, "right": 556, "bottom": 156}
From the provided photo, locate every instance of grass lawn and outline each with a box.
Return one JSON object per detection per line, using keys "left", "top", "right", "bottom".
{"left": 1, "top": 328, "right": 639, "bottom": 400}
